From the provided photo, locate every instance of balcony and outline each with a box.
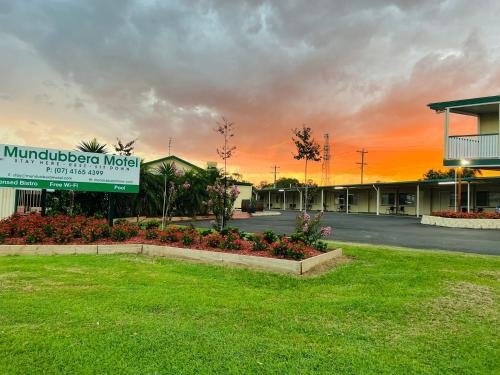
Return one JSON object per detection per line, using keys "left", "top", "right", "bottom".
{"left": 447, "top": 133, "right": 500, "bottom": 160}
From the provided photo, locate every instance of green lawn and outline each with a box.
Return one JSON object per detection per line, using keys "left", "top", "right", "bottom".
{"left": 0, "top": 244, "right": 498, "bottom": 374}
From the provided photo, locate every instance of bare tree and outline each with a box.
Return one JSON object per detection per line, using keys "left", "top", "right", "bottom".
{"left": 215, "top": 117, "right": 236, "bottom": 228}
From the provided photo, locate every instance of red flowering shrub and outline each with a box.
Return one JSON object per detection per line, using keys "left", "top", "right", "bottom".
{"left": 0, "top": 222, "right": 9, "bottom": 244}
{"left": 109, "top": 224, "right": 138, "bottom": 242}
{"left": 205, "top": 232, "right": 223, "bottom": 247}
{"left": 82, "top": 223, "right": 110, "bottom": 243}
{"left": 270, "top": 238, "right": 306, "bottom": 260}
{"left": 24, "top": 227, "right": 46, "bottom": 244}
{"left": 159, "top": 226, "right": 183, "bottom": 243}
{"left": 181, "top": 229, "right": 199, "bottom": 245}
{"left": 249, "top": 234, "right": 269, "bottom": 251}
{"left": 432, "top": 211, "right": 500, "bottom": 219}
{"left": 145, "top": 228, "right": 159, "bottom": 240}
{"left": 52, "top": 226, "right": 74, "bottom": 244}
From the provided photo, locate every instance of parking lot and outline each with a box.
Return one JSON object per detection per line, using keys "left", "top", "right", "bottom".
{"left": 188, "top": 211, "right": 500, "bottom": 255}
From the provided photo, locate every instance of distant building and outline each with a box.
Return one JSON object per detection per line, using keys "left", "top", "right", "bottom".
{"left": 258, "top": 176, "right": 500, "bottom": 216}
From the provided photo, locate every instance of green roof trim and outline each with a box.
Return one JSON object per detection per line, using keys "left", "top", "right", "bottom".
{"left": 428, "top": 95, "right": 500, "bottom": 111}
{"left": 257, "top": 176, "right": 500, "bottom": 192}
{"left": 143, "top": 155, "right": 204, "bottom": 171}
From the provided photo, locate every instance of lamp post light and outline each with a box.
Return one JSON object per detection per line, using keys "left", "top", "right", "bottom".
{"left": 457, "top": 159, "right": 470, "bottom": 212}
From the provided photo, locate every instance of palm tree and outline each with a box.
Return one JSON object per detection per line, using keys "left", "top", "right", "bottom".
{"left": 132, "top": 162, "right": 162, "bottom": 219}
{"left": 76, "top": 138, "right": 108, "bottom": 153}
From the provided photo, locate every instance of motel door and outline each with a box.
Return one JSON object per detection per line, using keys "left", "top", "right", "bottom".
{"left": 438, "top": 192, "right": 450, "bottom": 211}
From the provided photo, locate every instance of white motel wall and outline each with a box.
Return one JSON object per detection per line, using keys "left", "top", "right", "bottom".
{"left": 0, "top": 188, "right": 16, "bottom": 219}
{"left": 257, "top": 177, "right": 500, "bottom": 216}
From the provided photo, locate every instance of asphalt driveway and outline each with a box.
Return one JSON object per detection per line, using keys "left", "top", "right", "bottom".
{"left": 187, "top": 211, "right": 500, "bottom": 255}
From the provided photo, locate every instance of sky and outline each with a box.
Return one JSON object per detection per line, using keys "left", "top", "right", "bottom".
{"left": 1, "top": 0, "right": 500, "bottom": 185}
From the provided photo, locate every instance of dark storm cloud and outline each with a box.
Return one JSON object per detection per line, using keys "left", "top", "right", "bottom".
{"left": 1, "top": 0, "right": 500, "bottom": 178}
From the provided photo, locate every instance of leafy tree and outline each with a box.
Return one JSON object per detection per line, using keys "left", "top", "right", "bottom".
{"left": 261, "top": 177, "right": 302, "bottom": 189}
{"left": 114, "top": 138, "right": 136, "bottom": 156}
{"left": 292, "top": 125, "right": 321, "bottom": 212}
{"left": 422, "top": 168, "right": 481, "bottom": 180}
{"left": 76, "top": 138, "right": 108, "bottom": 153}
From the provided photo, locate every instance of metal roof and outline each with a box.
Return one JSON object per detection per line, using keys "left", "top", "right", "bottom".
{"left": 428, "top": 95, "right": 500, "bottom": 111}
{"left": 257, "top": 176, "right": 500, "bottom": 192}
{"left": 143, "top": 155, "right": 203, "bottom": 171}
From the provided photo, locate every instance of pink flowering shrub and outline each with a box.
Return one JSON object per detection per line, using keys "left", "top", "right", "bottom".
{"left": 294, "top": 212, "right": 332, "bottom": 252}
{"left": 206, "top": 179, "right": 240, "bottom": 229}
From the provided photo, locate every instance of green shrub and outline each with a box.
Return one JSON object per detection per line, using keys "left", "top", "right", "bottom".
{"left": 314, "top": 240, "right": 328, "bottom": 252}
{"left": 270, "top": 238, "right": 305, "bottom": 260}
{"left": 110, "top": 225, "right": 129, "bottom": 241}
{"left": 143, "top": 220, "right": 160, "bottom": 230}
{"left": 181, "top": 230, "right": 198, "bottom": 246}
{"left": 262, "top": 230, "right": 278, "bottom": 244}
{"left": 24, "top": 228, "right": 46, "bottom": 244}
{"left": 289, "top": 231, "right": 306, "bottom": 243}
{"left": 250, "top": 234, "right": 268, "bottom": 251}
{"left": 114, "top": 218, "right": 129, "bottom": 225}
{"left": 199, "top": 229, "right": 213, "bottom": 237}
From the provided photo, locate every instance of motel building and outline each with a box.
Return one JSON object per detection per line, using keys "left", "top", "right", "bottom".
{"left": 258, "top": 95, "right": 500, "bottom": 216}
{"left": 257, "top": 176, "right": 500, "bottom": 216}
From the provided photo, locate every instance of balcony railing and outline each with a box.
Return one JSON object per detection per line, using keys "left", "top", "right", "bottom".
{"left": 447, "top": 133, "right": 499, "bottom": 159}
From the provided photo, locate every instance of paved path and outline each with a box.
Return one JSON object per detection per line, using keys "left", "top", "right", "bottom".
{"left": 186, "top": 211, "right": 500, "bottom": 255}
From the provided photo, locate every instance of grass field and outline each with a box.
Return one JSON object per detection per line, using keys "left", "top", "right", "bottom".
{"left": 0, "top": 243, "right": 498, "bottom": 374}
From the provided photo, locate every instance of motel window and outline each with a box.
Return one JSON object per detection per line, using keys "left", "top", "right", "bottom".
{"left": 275, "top": 195, "right": 280, "bottom": 203}
{"left": 348, "top": 194, "right": 357, "bottom": 205}
{"left": 476, "top": 191, "right": 489, "bottom": 207}
{"left": 476, "top": 191, "right": 500, "bottom": 207}
{"left": 449, "top": 192, "right": 467, "bottom": 207}
{"left": 398, "top": 193, "right": 415, "bottom": 206}
{"left": 381, "top": 193, "right": 395, "bottom": 206}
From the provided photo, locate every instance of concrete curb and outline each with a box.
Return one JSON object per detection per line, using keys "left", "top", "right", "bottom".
{"left": 0, "top": 243, "right": 342, "bottom": 275}
{"left": 421, "top": 215, "right": 500, "bottom": 229}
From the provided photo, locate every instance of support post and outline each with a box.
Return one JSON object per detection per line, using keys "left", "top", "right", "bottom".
{"left": 444, "top": 108, "right": 449, "bottom": 159}
{"left": 321, "top": 189, "right": 324, "bottom": 212}
{"left": 283, "top": 191, "right": 286, "bottom": 210}
{"left": 346, "top": 188, "right": 349, "bottom": 214}
{"left": 268, "top": 191, "right": 271, "bottom": 210}
{"left": 299, "top": 190, "right": 303, "bottom": 211}
{"left": 375, "top": 186, "right": 380, "bottom": 215}
{"left": 40, "top": 189, "right": 47, "bottom": 217}
{"left": 467, "top": 182, "right": 470, "bottom": 213}
{"left": 107, "top": 193, "right": 114, "bottom": 227}
{"left": 454, "top": 169, "right": 457, "bottom": 212}
{"left": 416, "top": 184, "right": 420, "bottom": 217}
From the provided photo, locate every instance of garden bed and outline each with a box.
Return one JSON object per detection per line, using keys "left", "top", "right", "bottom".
{"left": 0, "top": 213, "right": 334, "bottom": 263}
{"left": 0, "top": 244, "right": 342, "bottom": 275}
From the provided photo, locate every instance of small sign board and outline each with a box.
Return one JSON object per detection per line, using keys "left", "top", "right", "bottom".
{"left": 0, "top": 144, "right": 140, "bottom": 193}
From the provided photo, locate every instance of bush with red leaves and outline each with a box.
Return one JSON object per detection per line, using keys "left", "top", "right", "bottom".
{"left": 432, "top": 211, "right": 500, "bottom": 219}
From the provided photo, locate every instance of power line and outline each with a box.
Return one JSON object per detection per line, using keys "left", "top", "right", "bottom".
{"left": 356, "top": 148, "right": 368, "bottom": 184}
{"left": 271, "top": 165, "right": 280, "bottom": 188}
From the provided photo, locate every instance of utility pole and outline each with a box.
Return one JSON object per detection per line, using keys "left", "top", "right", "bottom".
{"left": 168, "top": 138, "right": 173, "bottom": 156}
{"left": 271, "top": 165, "right": 280, "bottom": 188}
{"left": 356, "top": 148, "right": 368, "bottom": 184}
